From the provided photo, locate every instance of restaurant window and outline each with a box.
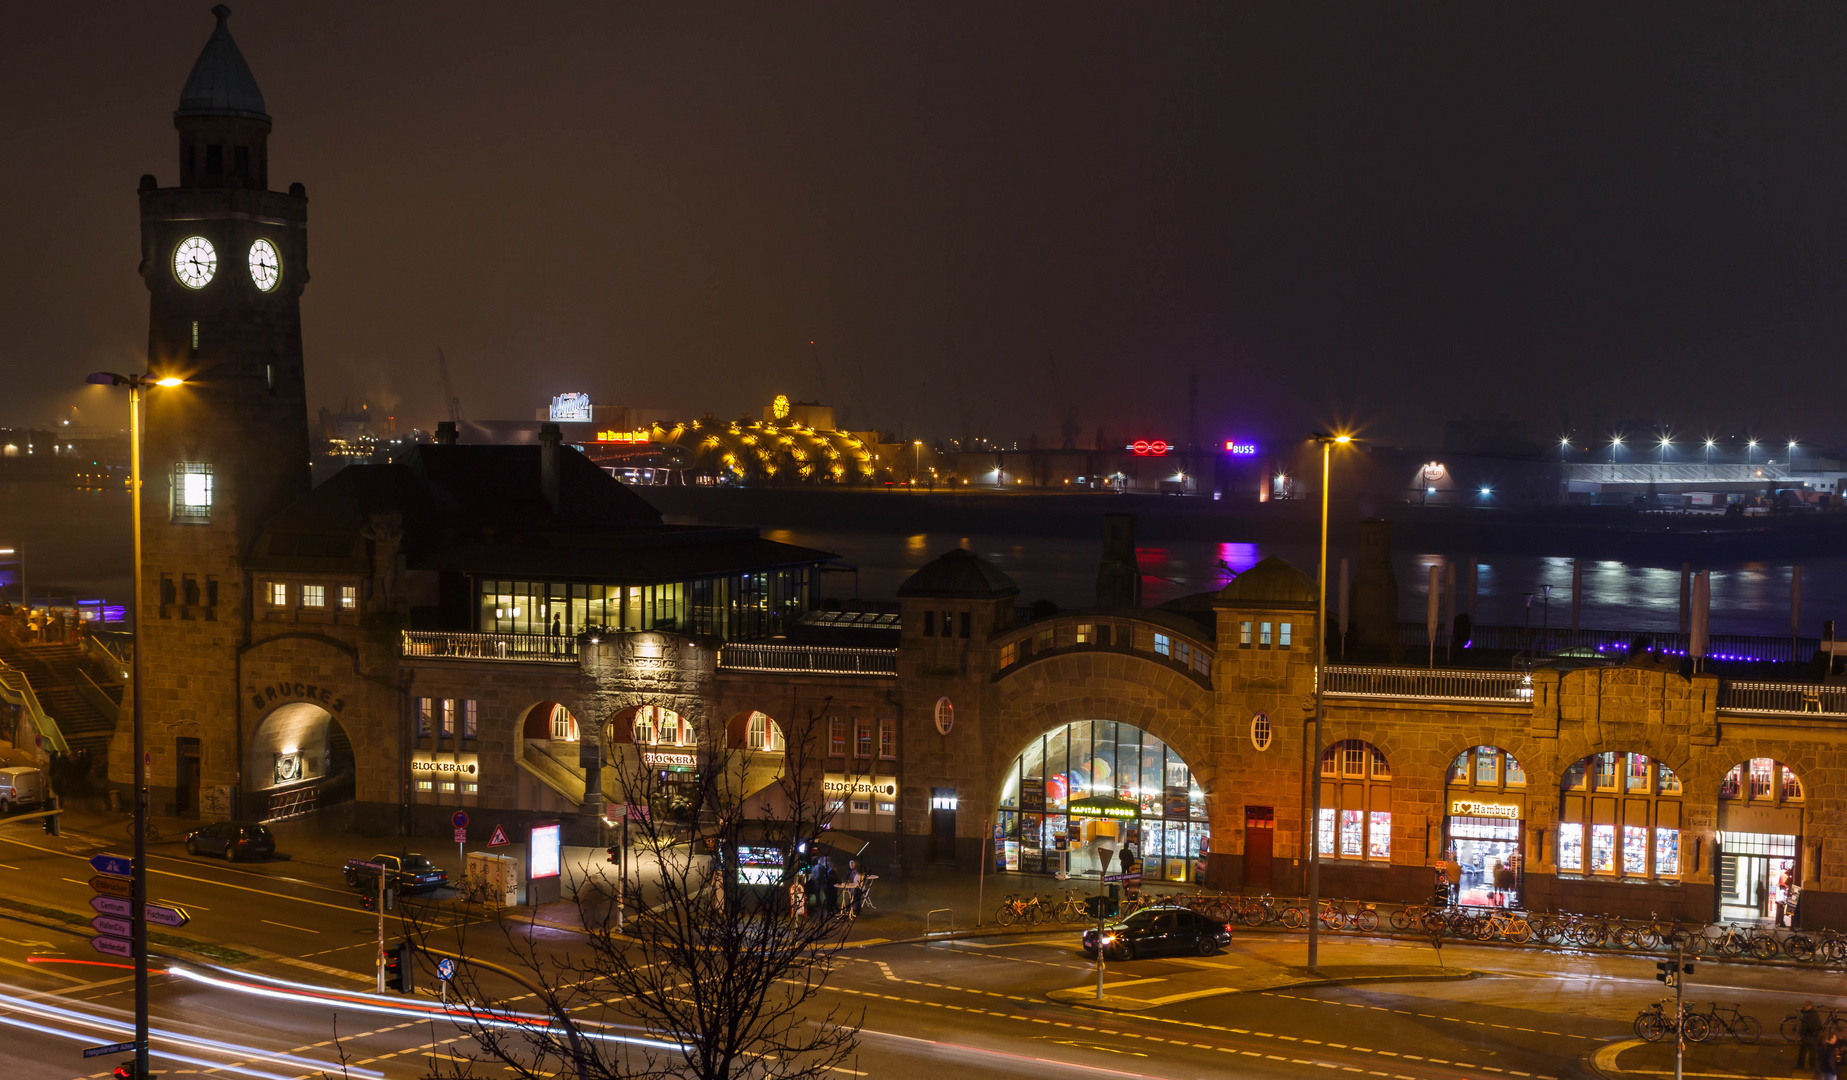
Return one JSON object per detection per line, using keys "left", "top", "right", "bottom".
{"left": 462, "top": 782, "right": 479, "bottom": 794}
{"left": 549, "top": 704, "right": 575, "bottom": 741}
{"left": 463, "top": 700, "right": 477, "bottom": 739}
{"left": 828, "top": 717, "right": 847, "bottom": 757}
{"left": 441, "top": 699, "right": 455, "bottom": 736}
{"left": 417, "top": 697, "right": 432, "bottom": 737}
{"left": 416, "top": 780, "right": 433, "bottom": 792}
{"left": 746, "top": 712, "right": 785, "bottom": 753}
{"left": 878, "top": 718, "right": 897, "bottom": 760}
{"left": 302, "top": 584, "right": 325, "bottom": 608}
{"left": 632, "top": 705, "right": 692, "bottom": 747}
{"left": 855, "top": 719, "right": 873, "bottom": 759}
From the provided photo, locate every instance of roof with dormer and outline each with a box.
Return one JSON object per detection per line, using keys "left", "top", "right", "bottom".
{"left": 897, "top": 548, "right": 1020, "bottom": 600}
{"left": 175, "top": 6, "right": 270, "bottom": 122}
{"left": 1215, "top": 556, "right": 1316, "bottom": 610}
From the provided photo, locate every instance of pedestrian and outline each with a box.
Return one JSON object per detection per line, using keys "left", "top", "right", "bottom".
{"left": 1494, "top": 860, "right": 1516, "bottom": 909}
{"left": 818, "top": 858, "right": 840, "bottom": 918}
{"left": 1779, "top": 867, "right": 1792, "bottom": 927}
{"left": 1790, "top": 882, "right": 1803, "bottom": 929}
{"left": 1821, "top": 1031, "right": 1840, "bottom": 1080}
{"left": 549, "top": 612, "right": 562, "bottom": 656}
{"left": 1757, "top": 878, "right": 1770, "bottom": 919}
{"left": 1798, "top": 1003, "right": 1823, "bottom": 1071}
{"left": 846, "top": 859, "right": 867, "bottom": 918}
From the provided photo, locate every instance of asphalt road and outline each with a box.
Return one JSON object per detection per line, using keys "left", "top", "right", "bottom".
{"left": 1, "top": 820, "right": 1840, "bottom": 1080}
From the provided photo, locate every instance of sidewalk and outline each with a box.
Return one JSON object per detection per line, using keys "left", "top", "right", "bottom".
{"left": 1591, "top": 1035, "right": 1805, "bottom": 1079}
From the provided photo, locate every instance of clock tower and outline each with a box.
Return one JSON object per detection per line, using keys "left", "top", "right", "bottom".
{"left": 129, "top": 5, "right": 311, "bottom": 814}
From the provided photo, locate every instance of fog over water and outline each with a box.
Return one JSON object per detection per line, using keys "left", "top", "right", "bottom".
{"left": 4, "top": 481, "right": 1836, "bottom": 638}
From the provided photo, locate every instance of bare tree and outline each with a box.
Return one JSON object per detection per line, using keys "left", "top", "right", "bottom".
{"left": 411, "top": 704, "right": 862, "bottom": 1080}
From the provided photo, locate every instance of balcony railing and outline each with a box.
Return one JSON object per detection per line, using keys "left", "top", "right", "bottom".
{"left": 1717, "top": 681, "right": 1847, "bottom": 718}
{"left": 1323, "top": 665, "right": 1532, "bottom": 704}
{"left": 1399, "top": 621, "right": 1821, "bottom": 665}
{"left": 401, "top": 631, "right": 579, "bottom": 664}
{"left": 719, "top": 642, "right": 897, "bottom": 676}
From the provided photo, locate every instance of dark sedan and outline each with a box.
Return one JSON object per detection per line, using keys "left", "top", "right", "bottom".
{"left": 184, "top": 821, "right": 276, "bottom": 862}
{"left": 1081, "top": 905, "right": 1232, "bottom": 960}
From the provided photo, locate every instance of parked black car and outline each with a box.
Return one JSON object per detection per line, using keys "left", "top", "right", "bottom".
{"left": 1080, "top": 905, "right": 1232, "bottom": 959}
{"left": 184, "top": 821, "right": 275, "bottom": 862}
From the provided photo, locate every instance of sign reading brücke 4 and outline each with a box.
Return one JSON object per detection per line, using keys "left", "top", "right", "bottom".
{"left": 249, "top": 681, "right": 346, "bottom": 714}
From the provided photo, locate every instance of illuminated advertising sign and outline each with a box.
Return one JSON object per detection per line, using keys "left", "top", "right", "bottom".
{"left": 529, "top": 822, "right": 561, "bottom": 880}
{"left": 1126, "top": 440, "right": 1171, "bottom": 456}
{"left": 642, "top": 751, "right": 698, "bottom": 769}
{"left": 596, "top": 430, "right": 650, "bottom": 443}
{"left": 550, "top": 392, "right": 592, "bottom": 422}
{"left": 1224, "top": 441, "right": 1258, "bottom": 456}
{"left": 1449, "top": 800, "right": 1520, "bottom": 820}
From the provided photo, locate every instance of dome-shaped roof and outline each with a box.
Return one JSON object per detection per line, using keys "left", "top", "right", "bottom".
{"left": 1216, "top": 556, "right": 1315, "bottom": 607}
{"left": 897, "top": 548, "right": 1019, "bottom": 599}
{"left": 176, "top": 6, "right": 270, "bottom": 122}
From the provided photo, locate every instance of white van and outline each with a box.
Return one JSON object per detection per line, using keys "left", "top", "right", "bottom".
{"left": 0, "top": 766, "right": 46, "bottom": 811}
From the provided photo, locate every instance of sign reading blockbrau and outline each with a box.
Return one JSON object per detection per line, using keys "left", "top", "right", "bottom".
{"left": 641, "top": 751, "right": 698, "bottom": 769}
{"left": 411, "top": 752, "right": 479, "bottom": 776}
{"left": 822, "top": 774, "right": 897, "bottom": 798}
{"left": 249, "top": 680, "right": 346, "bottom": 714}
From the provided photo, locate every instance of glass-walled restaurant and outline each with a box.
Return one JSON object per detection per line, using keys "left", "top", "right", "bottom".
{"left": 995, "top": 720, "right": 1210, "bottom": 884}
{"left": 477, "top": 568, "right": 817, "bottom": 641}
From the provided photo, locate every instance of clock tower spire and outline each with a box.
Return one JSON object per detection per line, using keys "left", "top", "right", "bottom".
{"left": 129, "top": 5, "right": 311, "bottom": 815}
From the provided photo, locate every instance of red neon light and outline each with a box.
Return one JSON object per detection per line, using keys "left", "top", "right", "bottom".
{"left": 1127, "top": 440, "right": 1170, "bottom": 456}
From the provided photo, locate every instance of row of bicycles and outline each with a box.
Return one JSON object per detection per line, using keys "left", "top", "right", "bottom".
{"left": 1631, "top": 1001, "right": 1847, "bottom": 1044}
{"left": 1167, "top": 890, "right": 1847, "bottom": 963}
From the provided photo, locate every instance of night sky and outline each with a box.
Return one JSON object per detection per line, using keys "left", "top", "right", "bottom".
{"left": 6, "top": 3, "right": 1847, "bottom": 446}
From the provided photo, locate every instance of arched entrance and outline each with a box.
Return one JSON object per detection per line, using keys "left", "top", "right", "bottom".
{"left": 1442, "top": 745, "right": 1527, "bottom": 906}
{"left": 993, "top": 719, "right": 1207, "bottom": 884}
{"left": 244, "top": 702, "right": 355, "bottom": 820}
{"left": 1717, "top": 757, "right": 1806, "bottom": 923}
{"left": 608, "top": 704, "right": 701, "bottom": 823}
{"left": 1558, "top": 751, "right": 1683, "bottom": 883}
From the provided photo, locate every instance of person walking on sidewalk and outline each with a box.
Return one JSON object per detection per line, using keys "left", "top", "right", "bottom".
{"left": 818, "top": 858, "right": 840, "bottom": 918}
{"left": 1798, "top": 1004, "right": 1823, "bottom": 1071}
{"left": 1820, "top": 1030, "right": 1840, "bottom": 1080}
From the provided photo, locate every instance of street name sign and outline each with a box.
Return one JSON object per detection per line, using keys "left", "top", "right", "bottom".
{"left": 144, "top": 903, "right": 190, "bottom": 929}
{"left": 82, "top": 1040, "right": 137, "bottom": 1058}
{"left": 89, "top": 854, "right": 133, "bottom": 878}
{"left": 90, "top": 935, "right": 132, "bottom": 959}
{"left": 91, "top": 916, "right": 132, "bottom": 938}
{"left": 90, "top": 896, "right": 132, "bottom": 918}
{"left": 88, "top": 875, "right": 133, "bottom": 899}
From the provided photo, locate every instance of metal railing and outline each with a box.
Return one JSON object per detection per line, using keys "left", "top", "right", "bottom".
{"left": 401, "top": 630, "right": 579, "bottom": 664}
{"left": 719, "top": 642, "right": 898, "bottom": 675}
{"left": 1718, "top": 681, "right": 1847, "bottom": 718}
{"left": 1397, "top": 621, "right": 1821, "bottom": 665}
{"left": 1323, "top": 665, "right": 1533, "bottom": 704}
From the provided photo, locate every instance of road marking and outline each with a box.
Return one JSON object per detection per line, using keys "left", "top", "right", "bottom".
{"left": 0, "top": 954, "right": 86, "bottom": 984}
{"left": 11, "top": 836, "right": 361, "bottom": 914}
{"left": 261, "top": 919, "right": 319, "bottom": 934}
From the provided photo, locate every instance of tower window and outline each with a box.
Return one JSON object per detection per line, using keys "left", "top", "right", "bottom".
{"left": 234, "top": 146, "right": 249, "bottom": 176}
{"left": 206, "top": 144, "right": 223, "bottom": 176}
{"left": 171, "top": 463, "right": 213, "bottom": 523}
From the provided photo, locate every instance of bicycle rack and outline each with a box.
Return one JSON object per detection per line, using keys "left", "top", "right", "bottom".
{"left": 926, "top": 908, "right": 953, "bottom": 935}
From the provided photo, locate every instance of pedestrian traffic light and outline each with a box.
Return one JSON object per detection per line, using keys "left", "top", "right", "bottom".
{"left": 1655, "top": 961, "right": 1675, "bottom": 985}
{"left": 384, "top": 940, "right": 414, "bottom": 994}
{"left": 606, "top": 846, "right": 620, "bottom": 865}
{"left": 112, "top": 1063, "right": 156, "bottom": 1079}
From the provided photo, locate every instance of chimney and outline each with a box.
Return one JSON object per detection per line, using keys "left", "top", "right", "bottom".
{"left": 1095, "top": 513, "right": 1142, "bottom": 608}
{"left": 434, "top": 421, "right": 458, "bottom": 445}
{"left": 539, "top": 422, "right": 562, "bottom": 510}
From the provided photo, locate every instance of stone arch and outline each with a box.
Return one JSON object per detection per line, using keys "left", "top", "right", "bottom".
{"left": 521, "top": 701, "right": 579, "bottom": 742}
{"left": 605, "top": 703, "right": 696, "bottom": 747}
{"left": 244, "top": 701, "right": 355, "bottom": 819}
{"left": 1555, "top": 750, "right": 1687, "bottom": 882}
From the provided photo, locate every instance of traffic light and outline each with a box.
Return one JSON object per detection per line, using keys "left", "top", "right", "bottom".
{"left": 1654, "top": 961, "right": 1694, "bottom": 986}
{"left": 606, "top": 846, "right": 620, "bottom": 865}
{"left": 384, "top": 940, "right": 414, "bottom": 994}
{"left": 113, "top": 1062, "right": 156, "bottom": 1079}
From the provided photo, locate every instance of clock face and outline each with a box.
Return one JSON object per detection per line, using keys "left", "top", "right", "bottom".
{"left": 248, "top": 238, "right": 280, "bottom": 292}
{"left": 174, "top": 236, "right": 217, "bottom": 289}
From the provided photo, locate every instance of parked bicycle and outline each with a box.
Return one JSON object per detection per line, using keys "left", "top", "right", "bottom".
{"left": 1473, "top": 909, "right": 1534, "bottom": 944}
{"left": 1237, "top": 893, "right": 1306, "bottom": 929}
{"left": 1706, "top": 922, "right": 1780, "bottom": 960}
{"left": 1781, "top": 1006, "right": 1847, "bottom": 1042}
{"left": 1635, "top": 1000, "right": 1710, "bottom": 1044}
{"left": 1687, "top": 1001, "right": 1760, "bottom": 1044}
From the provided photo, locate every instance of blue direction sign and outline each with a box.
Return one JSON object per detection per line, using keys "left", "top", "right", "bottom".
{"left": 89, "top": 854, "right": 133, "bottom": 878}
{"left": 437, "top": 957, "right": 456, "bottom": 981}
{"left": 82, "top": 1040, "right": 137, "bottom": 1059}
{"left": 90, "top": 896, "right": 132, "bottom": 918}
{"left": 451, "top": 810, "right": 469, "bottom": 829}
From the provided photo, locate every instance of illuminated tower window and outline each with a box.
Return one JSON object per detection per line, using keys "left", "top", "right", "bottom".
{"left": 171, "top": 462, "right": 213, "bottom": 523}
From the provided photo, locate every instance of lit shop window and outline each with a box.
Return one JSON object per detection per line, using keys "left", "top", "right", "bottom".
{"left": 171, "top": 463, "right": 213, "bottom": 522}
{"left": 340, "top": 585, "right": 357, "bottom": 610}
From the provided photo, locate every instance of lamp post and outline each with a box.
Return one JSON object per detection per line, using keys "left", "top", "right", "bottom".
{"left": 1658, "top": 435, "right": 1671, "bottom": 465}
{"left": 1306, "top": 432, "right": 1351, "bottom": 974}
{"left": 1610, "top": 435, "right": 1623, "bottom": 465}
{"left": 1747, "top": 439, "right": 1757, "bottom": 465}
{"left": 86, "top": 370, "right": 181, "bottom": 1080}
{"left": 1788, "top": 440, "right": 1799, "bottom": 474}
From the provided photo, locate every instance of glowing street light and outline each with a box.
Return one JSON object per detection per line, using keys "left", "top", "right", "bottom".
{"left": 1610, "top": 435, "right": 1624, "bottom": 464}
{"left": 83, "top": 369, "right": 182, "bottom": 1080}
{"left": 1658, "top": 435, "right": 1672, "bottom": 464}
{"left": 1304, "top": 431, "right": 1355, "bottom": 975}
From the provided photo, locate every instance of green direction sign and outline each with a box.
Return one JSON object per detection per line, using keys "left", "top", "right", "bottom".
{"left": 1066, "top": 795, "right": 1141, "bottom": 820}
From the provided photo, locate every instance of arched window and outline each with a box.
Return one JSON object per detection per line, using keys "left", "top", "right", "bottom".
{"left": 745, "top": 711, "right": 785, "bottom": 753}
{"left": 1319, "top": 740, "right": 1391, "bottom": 861}
{"left": 549, "top": 705, "right": 578, "bottom": 741}
{"left": 1443, "top": 746, "right": 1527, "bottom": 906}
{"left": 1719, "top": 757, "right": 1802, "bottom": 804}
{"left": 1559, "top": 752, "right": 1682, "bottom": 880}
{"left": 633, "top": 705, "right": 694, "bottom": 747}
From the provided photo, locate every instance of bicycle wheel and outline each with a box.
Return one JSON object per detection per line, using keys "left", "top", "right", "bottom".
{"left": 1734, "top": 1015, "right": 1761, "bottom": 1044}
{"left": 1751, "top": 936, "right": 1781, "bottom": 961}
{"left": 1355, "top": 909, "right": 1379, "bottom": 932}
{"left": 997, "top": 904, "right": 1018, "bottom": 928}
{"left": 1506, "top": 921, "right": 1533, "bottom": 945}
{"left": 1782, "top": 1015, "right": 1800, "bottom": 1042}
{"left": 1786, "top": 934, "right": 1816, "bottom": 962}
{"left": 1281, "top": 906, "right": 1306, "bottom": 930}
{"left": 1683, "top": 1014, "right": 1713, "bottom": 1044}
{"left": 1719, "top": 935, "right": 1746, "bottom": 957}
{"left": 1241, "top": 904, "right": 1267, "bottom": 928}
{"left": 1390, "top": 909, "right": 1414, "bottom": 932}
{"left": 1636, "top": 1011, "right": 1666, "bottom": 1043}
{"left": 1572, "top": 923, "right": 1604, "bottom": 948}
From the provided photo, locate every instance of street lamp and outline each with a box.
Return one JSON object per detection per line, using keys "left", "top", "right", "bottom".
{"left": 1658, "top": 435, "right": 1671, "bottom": 465}
{"left": 1305, "top": 431, "right": 1352, "bottom": 974}
{"left": 1788, "top": 440, "right": 1799, "bottom": 472}
{"left": 85, "top": 370, "right": 181, "bottom": 1080}
{"left": 1558, "top": 436, "right": 1571, "bottom": 464}
{"left": 1610, "top": 435, "right": 1623, "bottom": 464}
{"left": 1747, "top": 439, "right": 1758, "bottom": 464}
{"left": 1704, "top": 439, "right": 1715, "bottom": 466}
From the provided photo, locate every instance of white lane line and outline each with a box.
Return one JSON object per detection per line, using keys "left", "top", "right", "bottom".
{"left": 260, "top": 919, "right": 318, "bottom": 934}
